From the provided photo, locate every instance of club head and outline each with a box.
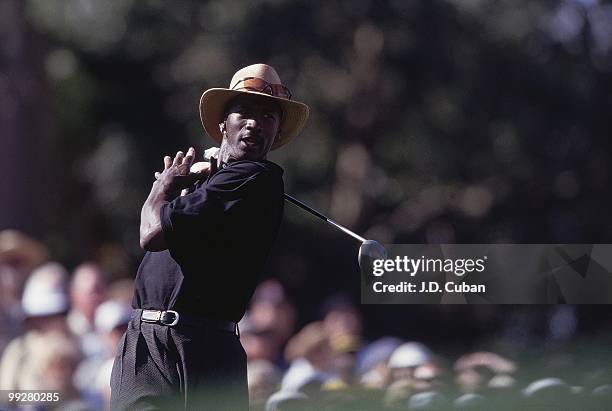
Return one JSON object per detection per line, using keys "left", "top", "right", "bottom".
{"left": 359, "top": 240, "right": 387, "bottom": 285}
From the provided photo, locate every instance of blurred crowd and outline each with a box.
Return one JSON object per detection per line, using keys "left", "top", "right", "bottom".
{"left": 0, "top": 230, "right": 132, "bottom": 410}
{"left": 1, "top": 229, "right": 612, "bottom": 411}
{"left": 240, "top": 282, "right": 612, "bottom": 411}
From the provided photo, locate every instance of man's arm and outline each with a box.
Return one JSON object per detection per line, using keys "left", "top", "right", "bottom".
{"left": 140, "top": 148, "right": 204, "bottom": 251}
{"left": 140, "top": 178, "right": 171, "bottom": 251}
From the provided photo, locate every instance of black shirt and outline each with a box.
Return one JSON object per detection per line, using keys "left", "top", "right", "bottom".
{"left": 132, "top": 160, "right": 284, "bottom": 322}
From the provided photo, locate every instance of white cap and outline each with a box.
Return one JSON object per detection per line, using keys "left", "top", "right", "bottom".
{"left": 95, "top": 300, "right": 132, "bottom": 332}
{"left": 522, "top": 377, "right": 569, "bottom": 397}
{"left": 21, "top": 262, "right": 69, "bottom": 317}
{"left": 407, "top": 391, "right": 447, "bottom": 410}
{"left": 265, "top": 390, "right": 307, "bottom": 411}
{"left": 388, "top": 342, "right": 433, "bottom": 369}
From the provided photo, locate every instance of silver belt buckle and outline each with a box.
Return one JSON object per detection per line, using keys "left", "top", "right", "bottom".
{"left": 141, "top": 310, "right": 161, "bottom": 323}
{"left": 160, "top": 310, "right": 180, "bottom": 326}
{"left": 141, "top": 310, "right": 180, "bottom": 326}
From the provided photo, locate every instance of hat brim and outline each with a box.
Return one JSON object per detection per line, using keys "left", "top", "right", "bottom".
{"left": 199, "top": 89, "right": 309, "bottom": 150}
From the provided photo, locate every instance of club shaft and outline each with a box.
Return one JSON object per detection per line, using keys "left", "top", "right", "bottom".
{"left": 284, "top": 194, "right": 367, "bottom": 243}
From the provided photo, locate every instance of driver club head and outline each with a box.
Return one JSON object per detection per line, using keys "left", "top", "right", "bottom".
{"left": 359, "top": 240, "right": 387, "bottom": 285}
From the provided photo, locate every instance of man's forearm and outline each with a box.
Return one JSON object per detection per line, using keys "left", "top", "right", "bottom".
{"left": 140, "top": 181, "right": 171, "bottom": 251}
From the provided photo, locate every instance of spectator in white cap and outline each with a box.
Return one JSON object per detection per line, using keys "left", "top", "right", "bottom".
{"left": 388, "top": 341, "right": 434, "bottom": 382}
{"left": 384, "top": 341, "right": 450, "bottom": 403}
{"left": 356, "top": 337, "right": 402, "bottom": 389}
{"left": 0, "top": 262, "right": 72, "bottom": 390}
{"left": 281, "top": 322, "right": 334, "bottom": 392}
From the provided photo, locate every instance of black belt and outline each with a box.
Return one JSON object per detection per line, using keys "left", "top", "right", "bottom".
{"left": 133, "top": 309, "right": 238, "bottom": 333}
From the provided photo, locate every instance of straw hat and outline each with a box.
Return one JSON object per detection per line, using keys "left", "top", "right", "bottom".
{"left": 199, "top": 63, "right": 310, "bottom": 150}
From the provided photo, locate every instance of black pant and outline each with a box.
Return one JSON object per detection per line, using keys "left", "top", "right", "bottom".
{"left": 110, "top": 314, "right": 248, "bottom": 411}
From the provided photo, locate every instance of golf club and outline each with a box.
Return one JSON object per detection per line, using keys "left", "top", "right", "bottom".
{"left": 283, "top": 194, "right": 388, "bottom": 273}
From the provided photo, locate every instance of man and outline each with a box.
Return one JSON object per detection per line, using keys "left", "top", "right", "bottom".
{"left": 67, "top": 262, "right": 108, "bottom": 356}
{"left": 110, "top": 64, "right": 309, "bottom": 410}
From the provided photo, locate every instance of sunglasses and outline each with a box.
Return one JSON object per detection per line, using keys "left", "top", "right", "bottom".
{"left": 231, "top": 77, "right": 292, "bottom": 100}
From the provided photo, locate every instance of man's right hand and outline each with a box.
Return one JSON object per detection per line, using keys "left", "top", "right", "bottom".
{"left": 153, "top": 147, "right": 209, "bottom": 197}
{"left": 140, "top": 147, "right": 201, "bottom": 251}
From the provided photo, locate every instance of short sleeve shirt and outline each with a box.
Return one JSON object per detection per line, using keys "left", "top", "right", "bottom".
{"left": 132, "top": 160, "right": 284, "bottom": 322}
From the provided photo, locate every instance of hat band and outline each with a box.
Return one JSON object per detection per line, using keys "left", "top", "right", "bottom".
{"left": 231, "top": 77, "right": 292, "bottom": 100}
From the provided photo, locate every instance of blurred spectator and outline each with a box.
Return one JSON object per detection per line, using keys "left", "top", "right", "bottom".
{"left": 328, "top": 332, "right": 361, "bottom": 386}
{"left": 241, "top": 322, "right": 283, "bottom": 365}
{"left": 0, "top": 262, "right": 70, "bottom": 390}
{"left": 68, "top": 262, "right": 108, "bottom": 356}
{"left": 356, "top": 337, "right": 402, "bottom": 389}
{"left": 388, "top": 342, "right": 434, "bottom": 382}
{"left": 383, "top": 379, "right": 413, "bottom": 408}
{"left": 320, "top": 295, "right": 364, "bottom": 387}
{"left": 241, "top": 280, "right": 297, "bottom": 370}
{"left": 31, "top": 331, "right": 92, "bottom": 410}
{"left": 74, "top": 300, "right": 131, "bottom": 398}
{"left": 321, "top": 294, "right": 363, "bottom": 339}
{"left": 94, "top": 358, "right": 116, "bottom": 411}
{"left": 282, "top": 322, "right": 333, "bottom": 392}
{"left": 383, "top": 341, "right": 451, "bottom": 408}
{"left": 248, "top": 279, "right": 297, "bottom": 348}
{"left": 0, "top": 230, "right": 48, "bottom": 352}
{"left": 106, "top": 277, "right": 135, "bottom": 306}
{"left": 411, "top": 362, "right": 448, "bottom": 393}
{"left": 247, "top": 359, "right": 282, "bottom": 411}
{"left": 454, "top": 351, "right": 516, "bottom": 394}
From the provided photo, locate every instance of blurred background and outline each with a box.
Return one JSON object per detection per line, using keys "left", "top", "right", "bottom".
{"left": 1, "top": 0, "right": 612, "bottom": 409}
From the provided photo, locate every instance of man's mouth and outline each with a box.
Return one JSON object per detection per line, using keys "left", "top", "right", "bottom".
{"left": 241, "top": 135, "right": 261, "bottom": 147}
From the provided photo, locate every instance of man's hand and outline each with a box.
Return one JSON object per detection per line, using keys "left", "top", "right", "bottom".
{"left": 141, "top": 147, "right": 208, "bottom": 251}
{"left": 154, "top": 149, "right": 212, "bottom": 196}
{"left": 152, "top": 147, "right": 196, "bottom": 196}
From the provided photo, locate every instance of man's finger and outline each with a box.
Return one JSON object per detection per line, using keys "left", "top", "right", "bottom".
{"left": 173, "top": 151, "right": 185, "bottom": 166}
{"left": 164, "top": 156, "right": 172, "bottom": 169}
{"left": 184, "top": 147, "right": 195, "bottom": 167}
{"left": 154, "top": 171, "right": 161, "bottom": 179}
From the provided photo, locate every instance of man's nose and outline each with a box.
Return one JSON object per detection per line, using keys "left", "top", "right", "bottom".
{"left": 245, "top": 116, "right": 262, "bottom": 130}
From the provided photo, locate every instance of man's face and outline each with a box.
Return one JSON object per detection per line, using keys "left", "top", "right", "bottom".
{"left": 220, "top": 94, "right": 281, "bottom": 161}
